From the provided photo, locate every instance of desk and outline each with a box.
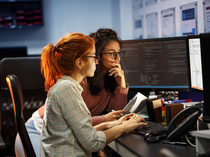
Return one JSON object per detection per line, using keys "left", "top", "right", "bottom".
{"left": 108, "top": 133, "right": 197, "bottom": 157}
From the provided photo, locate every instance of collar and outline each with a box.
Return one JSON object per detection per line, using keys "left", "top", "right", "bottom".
{"left": 61, "top": 75, "right": 84, "bottom": 94}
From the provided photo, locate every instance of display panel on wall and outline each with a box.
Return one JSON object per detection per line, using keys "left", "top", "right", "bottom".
{"left": 161, "top": 7, "right": 176, "bottom": 37}
{"left": 203, "top": 0, "right": 210, "bottom": 33}
{"left": 146, "top": 12, "right": 158, "bottom": 38}
{"left": 180, "top": 2, "right": 197, "bottom": 35}
{"left": 132, "top": 0, "right": 144, "bottom": 39}
{"left": 0, "top": 0, "right": 43, "bottom": 29}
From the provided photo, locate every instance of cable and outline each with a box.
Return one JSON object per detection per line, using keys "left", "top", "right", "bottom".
{"left": 185, "top": 134, "right": 196, "bottom": 147}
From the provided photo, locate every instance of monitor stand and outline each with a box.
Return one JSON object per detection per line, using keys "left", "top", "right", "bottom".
{"left": 203, "top": 115, "right": 210, "bottom": 123}
{"left": 192, "top": 130, "right": 210, "bottom": 155}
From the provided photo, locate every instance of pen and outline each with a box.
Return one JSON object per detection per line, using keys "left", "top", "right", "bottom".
{"left": 169, "top": 99, "right": 192, "bottom": 104}
{"left": 162, "top": 141, "right": 187, "bottom": 145}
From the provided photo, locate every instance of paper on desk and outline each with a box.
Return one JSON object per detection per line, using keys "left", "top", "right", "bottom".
{"left": 181, "top": 102, "right": 201, "bottom": 108}
{"left": 123, "top": 92, "right": 147, "bottom": 113}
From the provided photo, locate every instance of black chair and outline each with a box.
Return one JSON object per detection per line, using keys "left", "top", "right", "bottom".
{"left": 0, "top": 57, "right": 46, "bottom": 156}
{"left": 6, "top": 75, "right": 36, "bottom": 157}
{"left": 0, "top": 135, "right": 6, "bottom": 157}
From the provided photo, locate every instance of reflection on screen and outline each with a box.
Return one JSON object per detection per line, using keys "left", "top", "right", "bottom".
{"left": 188, "top": 38, "right": 203, "bottom": 91}
{"left": 121, "top": 37, "right": 189, "bottom": 90}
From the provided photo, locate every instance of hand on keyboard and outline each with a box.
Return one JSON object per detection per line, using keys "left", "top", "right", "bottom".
{"left": 121, "top": 114, "right": 148, "bottom": 134}
{"left": 132, "top": 121, "right": 168, "bottom": 135}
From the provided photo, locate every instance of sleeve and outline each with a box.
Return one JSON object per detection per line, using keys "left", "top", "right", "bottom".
{"left": 32, "top": 110, "right": 43, "bottom": 134}
{"left": 92, "top": 115, "right": 105, "bottom": 126}
{"left": 57, "top": 83, "right": 106, "bottom": 152}
{"left": 107, "top": 84, "right": 129, "bottom": 112}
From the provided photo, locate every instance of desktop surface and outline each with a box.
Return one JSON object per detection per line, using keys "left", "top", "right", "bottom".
{"left": 108, "top": 118, "right": 210, "bottom": 157}
{"left": 109, "top": 132, "right": 197, "bottom": 157}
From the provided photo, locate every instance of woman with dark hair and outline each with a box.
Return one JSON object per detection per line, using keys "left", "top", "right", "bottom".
{"left": 88, "top": 28, "right": 125, "bottom": 95}
{"left": 15, "top": 28, "right": 146, "bottom": 157}
{"left": 81, "top": 28, "right": 128, "bottom": 124}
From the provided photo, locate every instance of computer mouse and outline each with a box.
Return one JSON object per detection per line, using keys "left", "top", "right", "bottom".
{"left": 144, "top": 132, "right": 161, "bottom": 140}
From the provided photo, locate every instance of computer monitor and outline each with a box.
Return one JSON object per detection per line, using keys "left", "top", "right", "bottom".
{"left": 186, "top": 35, "right": 203, "bottom": 93}
{"left": 200, "top": 33, "right": 210, "bottom": 123}
{"left": 178, "top": 35, "right": 203, "bottom": 105}
{"left": 121, "top": 36, "right": 190, "bottom": 94}
{"left": 0, "top": 46, "right": 27, "bottom": 61}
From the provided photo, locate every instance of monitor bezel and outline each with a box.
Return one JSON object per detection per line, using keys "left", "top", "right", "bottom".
{"left": 186, "top": 35, "right": 203, "bottom": 94}
{"left": 0, "top": 46, "right": 27, "bottom": 61}
{"left": 200, "top": 33, "right": 210, "bottom": 122}
{"left": 121, "top": 36, "right": 190, "bottom": 92}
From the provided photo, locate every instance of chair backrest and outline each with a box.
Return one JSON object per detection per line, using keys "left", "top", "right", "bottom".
{"left": 0, "top": 57, "right": 44, "bottom": 89}
{"left": 6, "top": 75, "right": 36, "bottom": 157}
{"left": 0, "top": 57, "right": 46, "bottom": 156}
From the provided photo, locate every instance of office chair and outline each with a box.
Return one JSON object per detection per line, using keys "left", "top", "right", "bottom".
{"left": 0, "top": 57, "right": 46, "bottom": 156}
{"left": 6, "top": 74, "right": 36, "bottom": 157}
{"left": 0, "top": 135, "right": 6, "bottom": 157}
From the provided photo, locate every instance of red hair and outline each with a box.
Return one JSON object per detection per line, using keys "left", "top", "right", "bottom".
{"left": 41, "top": 33, "right": 95, "bottom": 91}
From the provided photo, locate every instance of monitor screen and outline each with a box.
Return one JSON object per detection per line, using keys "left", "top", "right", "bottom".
{"left": 0, "top": 46, "right": 27, "bottom": 61}
{"left": 121, "top": 36, "right": 190, "bottom": 92}
{"left": 187, "top": 36, "right": 203, "bottom": 92}
{"left": 200, "top": 33, "right": 210, "bottom": 122}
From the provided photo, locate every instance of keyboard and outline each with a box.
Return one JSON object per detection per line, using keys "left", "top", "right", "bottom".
{"left": 133, "top": 120, "right": 168, "bottom": 136}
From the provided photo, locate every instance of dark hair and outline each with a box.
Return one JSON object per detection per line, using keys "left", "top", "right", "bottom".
{"left": 41, "top": 33, "right": 95, "bottom": 91}
{"left": 87, "top": 28, "right": 122, "bottom": 95}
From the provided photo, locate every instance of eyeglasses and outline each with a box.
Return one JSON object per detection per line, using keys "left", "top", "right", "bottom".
{"left": 102, "top": 51, "right": 125, "bottom": 60}
{"left": 82, "top": 56, "right": 100, "bottom": 63}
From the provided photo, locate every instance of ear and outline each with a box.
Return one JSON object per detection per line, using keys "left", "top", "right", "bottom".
{"left": 75, "top": 58, "right": 84, "bottom": 69}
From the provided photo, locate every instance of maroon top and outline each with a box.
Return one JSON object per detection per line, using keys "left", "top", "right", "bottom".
{"left": 80, "top": 79, "right": 129, "bottom": 125}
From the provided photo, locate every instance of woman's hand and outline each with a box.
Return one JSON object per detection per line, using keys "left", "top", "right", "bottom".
{"left": 103, "top": 113, "right": 145, "bottom": 130}
{"left": 118, "top": 113, "right": 145, "bottom": 123}
{"left": 105, "top": 110, "right": 126, "bottom": 122}
{"left": 121, "top": 114, "right": 148, "bottom": 134}
{"left": 108, "top": 63, "right": 126, "bottom": 88}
